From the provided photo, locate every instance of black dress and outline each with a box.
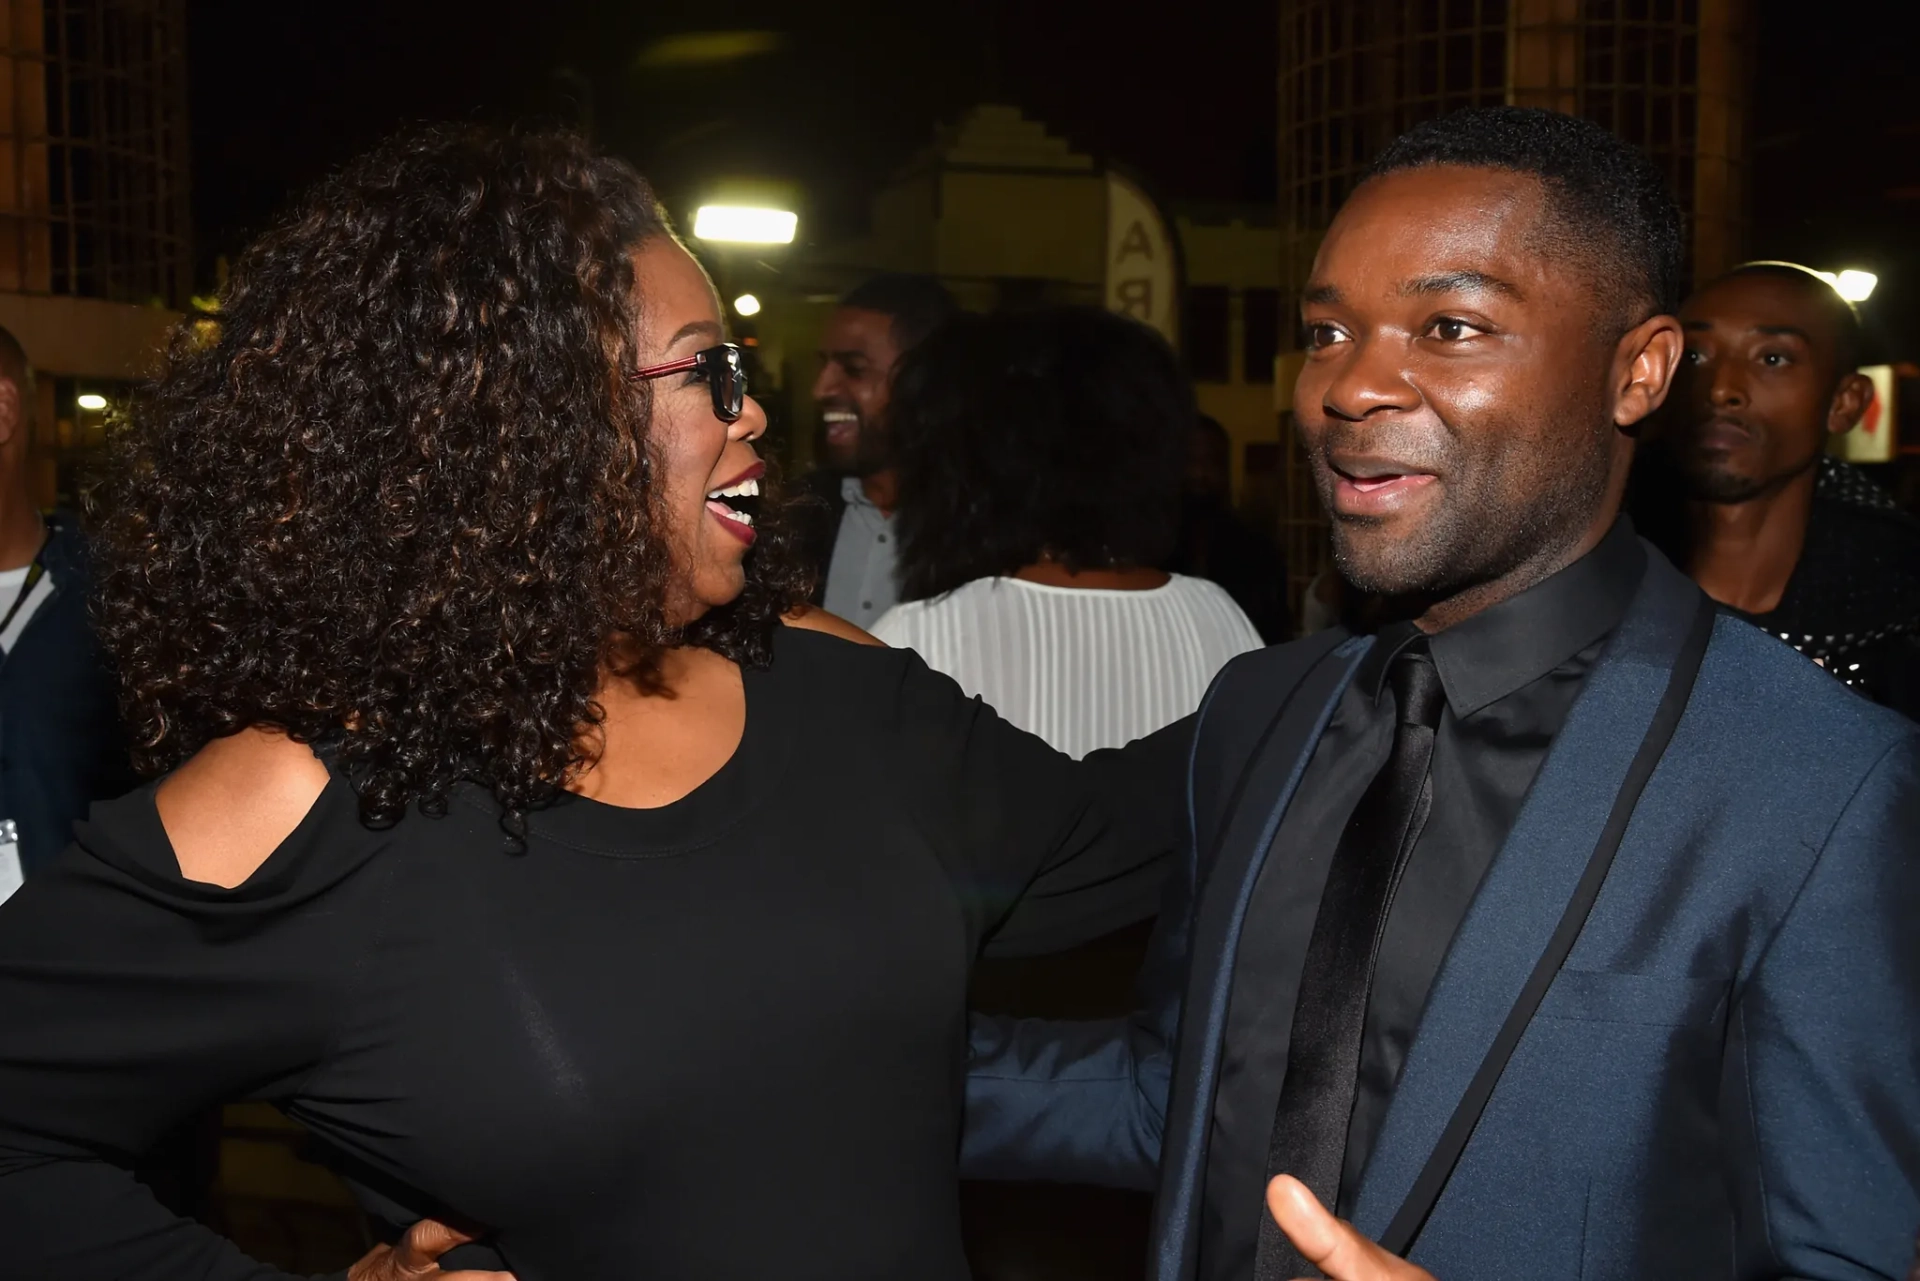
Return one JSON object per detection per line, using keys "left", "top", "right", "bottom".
{"left": 0, "top": 628, "right": 1182, "bottom": 1280}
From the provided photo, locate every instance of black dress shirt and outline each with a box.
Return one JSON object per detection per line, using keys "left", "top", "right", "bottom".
{"left": 1199, "top": 519, "right": 1647, "bottom": 1281}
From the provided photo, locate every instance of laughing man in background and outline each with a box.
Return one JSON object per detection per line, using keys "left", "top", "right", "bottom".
{"left": 797, "top": 273, "right": 958, "bottom": 630}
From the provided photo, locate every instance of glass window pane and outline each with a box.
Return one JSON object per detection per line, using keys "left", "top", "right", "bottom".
{"left": 1184, "top": 286, "right": 1232, "bottom": 384}
{"left": 1244, "top": 289, "right": 1282, "bottom": 384}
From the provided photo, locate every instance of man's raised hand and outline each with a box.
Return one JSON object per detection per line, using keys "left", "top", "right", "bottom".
{"left": 1265, "top": 1175, "right": 1438, "bottom": 1281}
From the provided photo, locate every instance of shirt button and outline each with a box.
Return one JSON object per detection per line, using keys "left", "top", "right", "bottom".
{"left": 878, "top": 534, "right": 888, "bottom": 543}
{"left": 862, "top": 601, "right": 873, "bottom": 610}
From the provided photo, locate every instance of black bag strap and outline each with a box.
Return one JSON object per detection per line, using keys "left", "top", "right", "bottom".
{"left": 1379, "top": 591, "right": 1719, "bottom": 1256}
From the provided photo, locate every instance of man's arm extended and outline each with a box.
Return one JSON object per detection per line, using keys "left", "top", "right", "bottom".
{"left": 962, "top": 813, "right": 1195, "bottom": 1189}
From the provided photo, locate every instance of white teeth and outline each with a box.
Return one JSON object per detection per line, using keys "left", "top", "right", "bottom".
{"left": 709, "top": 503, "right": 753, "bottom": 527}
{"left": 822, "top": 411, "right": 857, "bottom": 423}
{"left": 705, "top": 478, "right": 760, "bottom": 500}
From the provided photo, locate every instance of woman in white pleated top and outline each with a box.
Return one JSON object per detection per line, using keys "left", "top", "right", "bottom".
{"left": 873, "top": 306, "right": 1264, "bottom": 759}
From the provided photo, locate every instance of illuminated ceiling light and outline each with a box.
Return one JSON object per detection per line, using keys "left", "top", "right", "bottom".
{"left": 1834, "top": 269, "right": 1878, "bottom": 302}
{"left": 693, "top": 205, "right": 797, "bottom": 245}
{"left": 1813, "top": 269, "right": 1878, "bottom": 303}
{"left": 634, "top": 30, "right": 781, "bottom": 69}
{"left": 733, "top": 293, "right": 762, "bottom": 317}
{"left": 76, "top": 393, "right": 107, "bottom": 411}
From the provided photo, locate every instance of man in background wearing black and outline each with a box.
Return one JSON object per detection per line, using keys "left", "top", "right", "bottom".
{"left": 0, "top": 326, "right": 133, "bottom": 901}
{"left": 798, "top": 273, "right": 958, "bottom": 629}
{"left": 1641, "top": 261, "right": 1920, "bottom": 718}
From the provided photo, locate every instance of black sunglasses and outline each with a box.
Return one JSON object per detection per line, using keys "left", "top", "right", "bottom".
{"left": 630, "top": 343, "right": 748, "bottom": 423}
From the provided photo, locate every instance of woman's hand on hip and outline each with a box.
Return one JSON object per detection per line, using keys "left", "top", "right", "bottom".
{"left": 347, "top": 1218, "right": 515, "bottom": 1281}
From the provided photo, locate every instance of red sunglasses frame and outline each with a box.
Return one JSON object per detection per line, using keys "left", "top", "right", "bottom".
{"left": 629, "top": 343, "right": 747, "bottom": 422}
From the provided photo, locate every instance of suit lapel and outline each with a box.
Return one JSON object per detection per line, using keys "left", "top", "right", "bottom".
{"left": 1348, "top": 552, "right": 1705, "bottom": 1241}
{"left": 1153, "top": 634, "right": 1372, "bottom": 1281}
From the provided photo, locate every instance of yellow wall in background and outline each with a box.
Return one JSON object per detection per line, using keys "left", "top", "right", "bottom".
{"left": 935, "top": 170, "right": 1107, "bottom": 285}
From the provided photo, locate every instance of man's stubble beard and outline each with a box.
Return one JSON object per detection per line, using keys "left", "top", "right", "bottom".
{"left": 1320, "top": 410, "right": 1617, "bottom": 604}
{"left": 1671, "top": 429, "right": 1813, "bottom": 506}
{"left": 822, "top": 418, "right": 888, "bottom": 478}
{"left": 1679, "top": 462, "right": 1769, "bottom": 504}
{"left": 850, "top": 418, "right": 892, "bottom": 479}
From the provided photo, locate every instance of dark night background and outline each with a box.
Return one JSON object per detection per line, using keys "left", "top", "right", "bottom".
{"left": 185, "top": 0, "right": 1920, "bottom": 357}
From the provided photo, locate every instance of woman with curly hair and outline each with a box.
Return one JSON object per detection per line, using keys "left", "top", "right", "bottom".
{"left": 0, "top": 127, "right": 1173, "bottom": 1279}
{"left": 873, "top": 308, "right": 1264, "bottom": 759}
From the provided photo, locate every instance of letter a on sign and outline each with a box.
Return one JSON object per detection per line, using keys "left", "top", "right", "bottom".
{"left": 1105, "top": 171, "right": 1178, "bottom": 348}
{"left": 1116, "top": 220, "right": 1155, "bottom": 263}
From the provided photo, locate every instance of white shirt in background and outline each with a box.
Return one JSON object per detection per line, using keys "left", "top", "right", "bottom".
{"left": 821, "top": 478, "right": 900, "bottom": 631}
{"left": 872, "top": 573, "right": 1265, "bottom": 759}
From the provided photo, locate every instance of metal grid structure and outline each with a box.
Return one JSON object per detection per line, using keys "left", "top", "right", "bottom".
{"left": 0, "top": 0, "right": 193, "bottom": 308}
{"left": 42, "top": 0, "right": 190, "bottom": 307}
{"left": 1279, "top": 0, "right": 1512, "bottom": 239}
{"left": 1272, "top": 0, "right": 1748, "bottom": 623}
{"left": 1579, "top": 0, "right": 1704, "bottom": 251}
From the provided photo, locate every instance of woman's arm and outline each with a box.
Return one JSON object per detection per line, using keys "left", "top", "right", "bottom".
{"left": 961, "top": 778, "right": 1197, "bottom": 1186}
{"left": 978, "top": 716, "right": 1192, "bottom": 957}
{"left": 0, "top": 741, "right": 361, "bottom": 1279}
{"left": 875, "top": 645, "right": 1187, "bottom": 956}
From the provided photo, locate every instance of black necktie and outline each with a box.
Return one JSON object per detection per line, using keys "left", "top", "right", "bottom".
{"left": 1253, "top": 643, "right": 1447, "bottom": 1280}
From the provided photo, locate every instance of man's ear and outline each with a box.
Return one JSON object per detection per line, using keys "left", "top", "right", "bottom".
{"left": 1610, "top": 313, "right": 1684, "bottom": 435}
{"left": 1826, "top": 371, "right": 1875, "bottom": 436}
{"left": 0, "top": 378, "right": 21, "bottom": 450}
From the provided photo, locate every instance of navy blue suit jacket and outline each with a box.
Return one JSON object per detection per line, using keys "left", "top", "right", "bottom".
{"left": 965, "top": 549, "right": 1920, "bottom": 1280}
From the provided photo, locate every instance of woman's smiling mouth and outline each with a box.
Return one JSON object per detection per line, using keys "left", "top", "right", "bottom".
{"left": 705, "top": 464, "right": 764, "bottom": 544}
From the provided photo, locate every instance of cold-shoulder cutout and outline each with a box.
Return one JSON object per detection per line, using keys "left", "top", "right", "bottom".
{"left": 155, "top": 727, "right": 332, "bottom": 888}
{"left": 782, "top": 604, "right": 887, "bottom": 647}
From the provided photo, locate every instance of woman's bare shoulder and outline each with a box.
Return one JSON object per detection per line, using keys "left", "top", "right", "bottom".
{"left": 781, "top": 605, "right": 887, "bottom": 648}
{"left": 155, "top": 728, "right": 331, "bottom": 889}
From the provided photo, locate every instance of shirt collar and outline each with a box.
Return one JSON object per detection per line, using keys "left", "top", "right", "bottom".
{"left": 1358, "top": 517, "right": 1646, "bottom": 718}
{"left": 840, "top": 475, "right": 879, "bottom": 510}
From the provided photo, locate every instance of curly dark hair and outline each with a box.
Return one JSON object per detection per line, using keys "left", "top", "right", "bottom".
{"left": 890, "top": 306, "right": 1191, "bottom": 602}
{"left": 91, "top": 124, "right": 810, "bottom": 831}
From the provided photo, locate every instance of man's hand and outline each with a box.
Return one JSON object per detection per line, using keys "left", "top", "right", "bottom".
{"left": 346, "top": 1218, "right": 515, "bottom": 1281}
{"left": 1266, "top": 1175, "right": 1437, "bottom": 1281}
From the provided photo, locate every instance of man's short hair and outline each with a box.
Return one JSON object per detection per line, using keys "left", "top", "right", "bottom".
{"left": 1364, "top": 106, "right": 1685, "bottom": 329}
{"left": 838, "top": 273, "right": 960, "bottom": 353}
{"left": 1713, "top": 261, "right": 1866, "bottom": 376}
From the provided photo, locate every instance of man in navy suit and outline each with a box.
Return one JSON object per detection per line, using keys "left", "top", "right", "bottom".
{"left": 964, "top": 107, "right": 1920, "bottom": 1280}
